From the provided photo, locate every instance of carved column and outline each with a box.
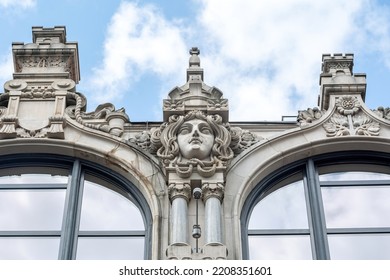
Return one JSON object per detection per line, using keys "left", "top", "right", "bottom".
{"left": 168, "top": 182, "right": 191, "bottom": 245}
{"left": 202, "top": 182, "right": 224, "bottom": 245}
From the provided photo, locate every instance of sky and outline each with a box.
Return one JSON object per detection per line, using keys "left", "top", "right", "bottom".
{"left": 1, "top": 0, "right": 390, "bottom": 122}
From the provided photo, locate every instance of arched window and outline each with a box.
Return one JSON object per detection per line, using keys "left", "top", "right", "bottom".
{"left": 243, "top": 152, "right": 390, "bottom": 260}
{"left": 0, "top": 154, "right": 151, "bottom": 260}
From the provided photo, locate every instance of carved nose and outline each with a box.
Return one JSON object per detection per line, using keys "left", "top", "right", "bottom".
{"left": 192, "top": 130, "right": 199, "bottom": 137}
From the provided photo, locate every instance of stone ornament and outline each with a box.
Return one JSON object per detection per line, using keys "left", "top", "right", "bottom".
{"left": 336, "top": 95, "right": 360, "bottom": 115}
{"left": 323, "top": 95, "right": 380, "bottom": 137}
{"left": 131, "top": 120, "right": 260, "bottom": 168}
{"left": 229, "top": 126, "right": 260, "bottom": 154}
{"left": 4, "top": 80, "right": 28, "bottom": 92}
{"left": 163, "top": 99, "right": 184, "bottom": 112}
{"left": 52, "top": 79, "right": 76, "bottom": 91}
{"left": 202, "top": 182, "right": 224, "bottom": 202}
{"left": 168, "top": 182, "right": 192, "bottom": 202}
{"left": 373, "top": 107, "right": 390, "bottom": 121}
{"left": 65, "top": 92, "right": 129, "bottom": 137}
{"left": 151, "top": 110, "right": 233, "bottom": 178}
{"left": 298, "top": 107, "right": 325, "bottom": 126}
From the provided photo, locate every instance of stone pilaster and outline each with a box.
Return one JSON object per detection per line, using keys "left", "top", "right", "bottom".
{"left": 202, "top": 182, "right": 225, "bottom": 247}
{"left": 168, "top": 182, "right": 191, "bottom": 246}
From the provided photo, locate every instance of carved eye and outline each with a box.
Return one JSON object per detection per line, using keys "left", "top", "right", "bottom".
{"left": 179, "top": 127, "right": 190, "bottom": 135}
{"left": 200, "top": 125, "right": 213, "bottom": 135}
{"left": 201, "top": 128, "right": 212, "bottom": 134}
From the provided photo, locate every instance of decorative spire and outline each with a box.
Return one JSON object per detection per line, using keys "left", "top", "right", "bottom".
{"left": 163, "top": 47, "right": 228, "bottom": 122}
{"left": 189, "top": 47, "right": 201, "bottom": 67}
{"left": 186, "top": 46, "right": 203, "bottom": 82}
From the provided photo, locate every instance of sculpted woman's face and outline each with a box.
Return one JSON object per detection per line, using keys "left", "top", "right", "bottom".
{"left": 177, "top": 119, "right": 214, "bottom": 160}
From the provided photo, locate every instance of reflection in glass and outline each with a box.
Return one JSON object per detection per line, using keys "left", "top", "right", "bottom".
{"left": 0, "top": 237, "right": 60, "bottom": 260}
{"left": 329, "top": 234, "right": 390, "bottom": 260}
{"left": 322, "top": 186, "right": 390, "bottom": 228}
{"left": 76, "top": 237, "right": 144, "bottom": 260}
{"left": 249, "top": 181, "right": 308, "bottom": 229}
{"left": 0, "top": 190, "right": 66, "bottom": 230}
{"left": 79, "top": 181, "right": 144, "bottom": 230}
{"left": 320, "top": 171, "right": 390, "bottom": 181}
{"left": 248, "top": 235, "right": 312, "bottom": 260}
{"left": 0, "top": 173, "right": 68, "bottom": 184}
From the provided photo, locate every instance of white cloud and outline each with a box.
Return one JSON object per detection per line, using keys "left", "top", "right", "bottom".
{"left": 358, "top": 1, "right": 390, "bottom": 68}
{"left": 86, "top": 1, "right": 188, "bottom": 105}
{"left": 86, "top": 0, "right": 390, "bottom": 121}
{"left": 195, "top": 0, "right": 390, "bottom": 120}
{"left": 0, "top": 0, "right": 36, "bottom": 9}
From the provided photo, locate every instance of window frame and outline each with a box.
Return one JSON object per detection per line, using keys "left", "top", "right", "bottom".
{"left": 242, "top": 151, "right": 390, "bottom": 260}
{"left": 0, "top": 153, "right": 152, "bottom": 260}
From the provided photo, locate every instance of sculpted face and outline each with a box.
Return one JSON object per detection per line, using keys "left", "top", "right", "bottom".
{"left": 177, "top": 119, "right": 214, "bottom": 160}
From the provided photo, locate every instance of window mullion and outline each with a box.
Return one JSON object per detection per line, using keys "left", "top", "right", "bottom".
{"left": 304, "top": 159, "right": 330, "bottom": 260}
{"left": 58, "top": 160, "right": 84, "bottom": 260}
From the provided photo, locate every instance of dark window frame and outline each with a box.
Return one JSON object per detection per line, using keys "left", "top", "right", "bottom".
{"left": 0, "top": 153, "right": 152, "bottom": 260}
{"left": 242, "top": 151, "right": 390, "bottom": 260}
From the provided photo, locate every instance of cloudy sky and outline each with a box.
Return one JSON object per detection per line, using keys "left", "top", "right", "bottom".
{"left": 1, "top": 0, "right": 390, "bottom": 122}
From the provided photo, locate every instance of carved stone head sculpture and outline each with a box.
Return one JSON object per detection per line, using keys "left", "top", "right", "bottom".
{"left": 177, "top": 118, "right": 214, "bottom": 160}
{"left": 152, "top": 110, "right": 233, "bottom": 178}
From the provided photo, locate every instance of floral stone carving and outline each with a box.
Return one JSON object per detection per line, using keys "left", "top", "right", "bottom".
{"left": 323, "top": 95, "right": 380, "bottom": 137}
{"left": 298, "top": 107, "right": 325, "bottom": 126}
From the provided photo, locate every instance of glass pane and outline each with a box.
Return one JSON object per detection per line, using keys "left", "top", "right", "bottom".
{"left": 320, "top": 171, "right": 390, "bottom": 181}
{"left": 322, "top": 186, "right": 390, "bottom": 228}
{"left": 248, "top": 235, "right": 312, "bottom": 260}
{"left": 0, "top": 173, "right": 68, "bottom": 184}
{"left": 80, "top": 181, "right": 144, "bottom": 230}
{"left": 76, "top": 237, "right": 144, "bottom": 260}
{"left": 329, "top": 234, "right": 390, "bottom": 260}
{"left": 0, "top": 189, "right": 66, "bottom": 230}
{"left": 248, "top": 181, "right": 308, "bottom": 229}
{"left": 0, "top": 237, "right": 60, "bottom": 260}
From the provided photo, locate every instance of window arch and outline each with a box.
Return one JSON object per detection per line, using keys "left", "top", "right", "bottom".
{"left": 242, "top": 151, "right": 390, "bottom": 260}
{"left": 0, "top": 154, "right": 151, "bottom": 260}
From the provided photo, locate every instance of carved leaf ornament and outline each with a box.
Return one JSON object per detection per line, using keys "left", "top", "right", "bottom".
{"left": 323, "top": 96, "right": 380, "bottom": 137}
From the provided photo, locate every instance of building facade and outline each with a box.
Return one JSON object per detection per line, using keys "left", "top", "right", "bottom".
{"left": 1, "top": 26, "right": 390, "bottom": 260}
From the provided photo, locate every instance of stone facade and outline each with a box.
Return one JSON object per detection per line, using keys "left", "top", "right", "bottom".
{"left": 1, "top": 27, "right": 390, "bottom": 260}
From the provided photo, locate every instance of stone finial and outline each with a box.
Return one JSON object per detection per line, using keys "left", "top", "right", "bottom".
{"left": 187, "top": 47, "right": 203, "bottom": 82}
{"left": 163, "top": 48, "right": 228, "bottom": 122}
{"left": 189, "top": 47, "right": 201, "bottom": 67}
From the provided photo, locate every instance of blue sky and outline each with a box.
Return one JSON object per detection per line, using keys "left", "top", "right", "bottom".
{"left": 1, "top": 0, "right": 390, "bottom": 122}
